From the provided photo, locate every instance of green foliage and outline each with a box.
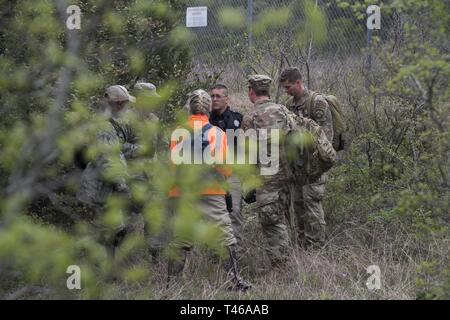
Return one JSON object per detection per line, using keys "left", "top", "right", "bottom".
{"left": 253, "top": 6, "right": 293, "bottom": 37}
{"left": 218, "top": 7, "right": 245, "bottom": 29}
{"left": 323, "top": 0, "right": 449, "bottom": 299}
{"left": 416, "top": 255, "right": 450, "bottom": 300}
{"left": 0, "top": 0, "right": 192, "bottom": 127}
{"left": 0, "top": 0, "right": 448, "bottom": 300}
{"left": 0, "top": 0, "right": 241, "bottom": 299}
{"left": 295, "top": 0, "right": 328, "bottom": 48}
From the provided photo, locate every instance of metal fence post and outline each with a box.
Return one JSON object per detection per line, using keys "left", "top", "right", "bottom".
{"left": 367, "top": 28, "right": 372, "bottom": 71}
{"left": 246, "top": 0, "right": 253, "bottom": 75}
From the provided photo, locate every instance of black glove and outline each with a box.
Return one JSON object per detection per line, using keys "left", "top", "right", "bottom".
{"left": 74, "top": 146, "right": 88, "bottom": 170}
{"left": 243, "top": 189, "right": 256, "bottom": 204}
{"left": 225, "top": 192, "right": 233, "bottom": 213}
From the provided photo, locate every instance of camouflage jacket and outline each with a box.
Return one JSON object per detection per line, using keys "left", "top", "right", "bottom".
{"left": 285, "top": 113, "right": 336, "bottom": 185}
{"left": 285, "top": 89, "right": 334, "bottom": 142}
{"left": 106, "top": 114, "right": 140, "bottom": 160}
{"left": 76, "top": 114, "right": 136, "bottom": 209}
{"left": 241, "top": 99, "right": 292, "bottom": 181}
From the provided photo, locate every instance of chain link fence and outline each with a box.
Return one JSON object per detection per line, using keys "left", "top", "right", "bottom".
{"left": 181, "top": 0, "right": 384, "bottom": 94}
{"left": 185, "top": 1, "right": 368, "bottom": 57}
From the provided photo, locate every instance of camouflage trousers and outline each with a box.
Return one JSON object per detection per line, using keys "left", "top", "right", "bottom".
{"left": 255, "top": 179, "right": 291, "bottom": 265}
{"left": 289, "top": 173, "right": 327, "bottom": 247}
{"left": 145, "top": 193, "right": 170, "bottom": 257}
{"left": 227, "top": 175, "right": 244, "bottom": 247}
{"left": 80, "top": 204, "right": 141, "bottom": 256}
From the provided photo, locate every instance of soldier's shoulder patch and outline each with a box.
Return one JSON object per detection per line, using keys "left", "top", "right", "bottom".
{"left": 314, "top": 108, "right": 325, "bottom": 119}
{"left": 241, "top": 114, "right": 254, "bottom": 130}
{"left": 314, "top": 94, "right": 328, "bottom": 103}
{"left": 312, "top": 97, "right": 329, "bottom": 120}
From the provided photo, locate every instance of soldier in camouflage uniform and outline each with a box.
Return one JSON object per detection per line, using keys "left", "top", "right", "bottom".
{"left": 279, "top": 67, "right": 334, "bottom": 247}
{"left": 77, "top": 85, "right": 138, "bottom": 257}
{"left": 241, "top": 75, "right": 292, "bottom": 267}
{"left": 132, "top": 81, "right": 166, "bottom": 259}
{"left": 133, "top": 81, "right": 161, "bottom": 126}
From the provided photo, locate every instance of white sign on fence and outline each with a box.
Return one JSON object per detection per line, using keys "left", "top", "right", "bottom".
{"left": 186, "top": 7, "right": 207, "bottom": 28}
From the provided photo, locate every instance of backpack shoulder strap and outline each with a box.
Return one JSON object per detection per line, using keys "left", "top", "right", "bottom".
{"left": 108, "top": 118, "right": 126, "bottom": 142}
{"left": 278, "top": 104, "right": 297, "bottom": 132}
{"left": 306, "top": 91, "right": 320, "bottom": 116}
{"left": 202, "top": 123, "right": 213, "bottom": 134}
{"left": 200, "top": 123, "right": 214, "bottom": 149}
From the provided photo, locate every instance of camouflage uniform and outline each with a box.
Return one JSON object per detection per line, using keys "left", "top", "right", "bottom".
{"left": 133, "top": 82, "right": 165, "bottom": 256}
{"left": 285, "top": 89, "right": 333, "bottom": 142}
{"left": 286, "top": 89, "right": 334, "bottom": 247}
{"left": 77, "top": 86, "right": 138, "bottom": 254}
{"left": 242, "top": 75, "right": 292, "bottom": 265}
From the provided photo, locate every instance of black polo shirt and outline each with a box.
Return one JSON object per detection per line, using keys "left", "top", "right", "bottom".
{"left": 210, "top": 106, "right": 243, "bottom": 161}
{"left": 209, "top": 106, "right": 243, "bottom": 131}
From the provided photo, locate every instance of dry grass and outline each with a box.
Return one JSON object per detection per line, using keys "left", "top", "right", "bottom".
{"left": 6, "top": 55, "right": 442, "bottom": 300}
{"left": 188, "top": 55, "right": 365, "bottom": 117}
{"left": 4, "top": 180, "right": 435, "bottom": 300}
{"left": 100, "top": 201, "right": 421, "bottom": 300}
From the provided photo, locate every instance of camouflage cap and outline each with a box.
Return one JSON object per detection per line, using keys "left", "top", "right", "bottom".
{"left": 248, "top": 74, "right": 272, "bottom": 91}
{"left": 134, "top": 82, "right": 160, "bottom": 97}
{"left": 105, "top": 85, "right": 136, "bottom": 103}
{"left": 188, "top": 89, "right": 212, "bottom": 115}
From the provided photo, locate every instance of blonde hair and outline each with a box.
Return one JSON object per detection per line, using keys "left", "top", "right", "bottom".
{"left": 188, "top": 89, "right": 211, "bottom": 116}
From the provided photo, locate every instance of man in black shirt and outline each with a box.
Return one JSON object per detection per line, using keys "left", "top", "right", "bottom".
{"left": 209, "top": 84, "right": 245, "bottom": 249}
{"left": 210, "top": 85, "right": 243, "bottom": 133}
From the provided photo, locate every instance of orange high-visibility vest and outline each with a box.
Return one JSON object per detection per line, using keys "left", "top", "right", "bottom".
{"left": 169, "top": 114, "right": 231, "bottom": 197}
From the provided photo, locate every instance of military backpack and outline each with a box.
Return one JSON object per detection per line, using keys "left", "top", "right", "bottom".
{"left": 306, "top": 91, "right": 347, "bottom": 151}
{"left": 281, "top": 106, "right": 337, "bottom": 184}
